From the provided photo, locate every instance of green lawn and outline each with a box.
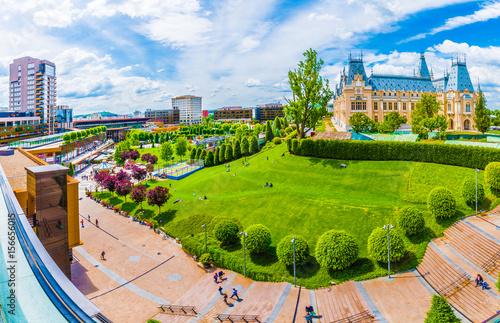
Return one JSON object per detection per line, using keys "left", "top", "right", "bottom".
{"left": 94, "top": 143, "right": 493, "bottom": 287}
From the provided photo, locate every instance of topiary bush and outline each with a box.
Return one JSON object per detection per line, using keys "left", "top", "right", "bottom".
{"left": 214, "top": 220, "right": 240, "bottom": 245}
{"left": 245, "top": 224, "right": 271, "bottom": 254}
{"left": 424, "top": 295, "right": 460, "bottom": 323}
{"left": 315, "top": 230, "right": 358, "bottom": 270}
{"left": 486, "top": 162, "right": 500, "bottom": 192}
{"left": 276, "top": 235, "right": 309, "bottom": 266}
{"left": 397, "top": 206, "right": 425, "bottom": 236}
{"left": 273, "top": 137, "right": 282, "bottom": 145}
{"left": 461, "top": 178, "right": 484, "bottom": 207}
{"left": 199, "top": 253, "right": 212, "bottom": 265}
{"left": 367, "top": 227, "right": 406, "bottom": 263}
{"left": 427, "top": 187, "right": 456, "bottom": 219}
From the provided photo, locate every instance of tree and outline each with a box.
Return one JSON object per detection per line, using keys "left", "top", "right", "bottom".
{"left": 285, "top": 48, "right": 334, "bottom": 140}
{"left": 219, "top": 144, "right": 226, "bottom": 163}
{"left": 250, "top": 136, "right": 259, "bottom": 154}
{"left": 115, "top": 169, "right": 131, "bottom": 182}
{"left": 76, "top": 131, "right": 82, "bottom": 139}
{"left": 233, "top": 139, "right": 242, "bottom": 159}
{"left": 265, "top": 120, "right": 274, "bottom": 142}
{"left": 276, "top": 235, "right": 309, "bottom": 266}
{"left": 315, "top": 230, "right": 358, "bottom": 270}
{"left": 149, "top": 155, "right": 158, "bottom": 165}
{"left": 349, "top": 112, "right": 373, "bottom": 133}
{"left": 205, "top": 151, "right": 215, "bottom": 167}
{"left": 486, "top": 162, "right": 500, "bottom": 191}
{"left": 115, "top": 180, "right": 132, "bottom": 201}
{"left": 245, "top": 224, "right": 271, "bottom": 254}
{"left": 225, "top": 144, "right": 233, "bottom": 161}
{"left": 214, "top": 147, "right": 220, "bottom": 165}
{"left": 175, "top": 136, "right": 188, "bottom": 161}
{"left": 94, "top": 171, "right": 109, "bottom": 192}
{"left": 474, "top": 92, "right": 491, "bottom": 134}
{"left": 241, "top": 137, "right": 249, "bottom": 155}
{"left": 102, "top": 175, "right": 117, "bottom": 196}
{"left": 120, "top": 151, "right": 131, "bottom": 161}
{"left": 63, "top": 133, "right": 70, "bottom": 142}
{"left": 70, "top": 132, "right": 77, "bottom": 141}
{"left": 141, "top": 153, "right": 151, "bottom": 163}
{"left": 190, "top": 147, "right": 197, "bottom": 160}
{"left": 411, "top": 93, "right": 442, "bottom": 138}
{"left": 160, "top": 142, "right": 174, "bottom": 162}
{"left": 154, "top": 132, "right": 159, "bottom": 143}
{"left": 196, "top": 146, "right": 203, "bottom": 160}
{"left": 367, "top": 227, "right": 406, "bottom": 262}
{"left": 462, "top": 178, "right": 484, "bottom": 207}
{"left": 131, "top": 166, "right": 147, "bottom": 184}
{"left": 147, "top": 186, "right": 172, "bottom": 215}
{"left": 428, "top": 187, "right": 456, "bottom": 219}
{"left": 130, "top": 185, "right": 147, "bottom": 211}
{"left": 379, "top": 112, "right": 407, "bottom": 133}
{"left": 146, "top": 163, "right": 154, "bottom": 179}
{"left": 213, "top": 220, "right": 239, "bottom": 245}
{"left": 424, "top": 295, "right": 460, "bottom": 323}
{"left": 200, "top": 149, "right": 207, "bottom": 161}
{"left": 68, "top": 162, "right": 74, "bottom": 176}
{"left": 274, "top": 116, "right": 282, "bottom": 131}
{"left": 397, "top": 206, "right": 425, "bottom": 236}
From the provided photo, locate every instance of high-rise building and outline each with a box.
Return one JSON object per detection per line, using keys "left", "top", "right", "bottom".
{"left": 172, "top": 95, "right": 202, "bottom": 125}
{"left": 55, "top": 105, "right": 73, "bottom": 129}
{"left": 9, "top": 57, "right": 57, "bottom": 134}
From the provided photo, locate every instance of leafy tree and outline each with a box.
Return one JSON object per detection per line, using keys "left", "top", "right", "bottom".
{"left": 397, "top": 206, "right": 425, "bottom": 236}
{"left": 282, "top": 117, "right": 289, "bottom": 128}
{"left": 141, "top": 153, "right": 151, "bottom": 163}
{"left": 241, "top": 137, "right": 249, "bottom": 155}
{"left": 149, "top": 155, "right": 158, "bottom": 165}
{"left": 265, "top": 120, "right": 274, "bottom": 142}
{"left": 462, "top": 178, "right": 484, "bottom": 207}
{"left": 411, "top": 94, "right": 442, "bottom": 138}
{"left": 219, "top": 144, "right": 226, "bottom": 163}
{"left": 233, "top": 139, "right": 242, "bottom": 159}
{"left": 379, "top": 112, "right": 407, "bottom": 134}
{"left": 315, "top": 230, "right": 358, "bottom": 270}
{"left": 147, "top": 186, "right": 172, "bottom": 215}
{"left": 115, "top": 180, "right": 132, "bottom": 201}
{"left": 474, "top": 92, "right": 491, "bottom": 134}
{"left": 115, "top": 169, "right": 131, "bottom": 182}
{"left": 154, "top": 132, "right": 159, "bottom": 143}
{"left": 367, "top": 227, "right": 406, "bottom": 262}
{"left": 175, "top": 136, "right": 188, "bottom": 161}
{"left": 94, "top": 171, "right": 109, "bottom": 192}
{"left": 190, "top": 147, "right": 197, "bottom": 160}
{"left": 76, "top": 131, "right": 82, "bottom": 139}
{"left": 130, "top": 185, "right": 147, "bottom": 211}
{"left": 205, "top": 151, "right": 215, "bottom": 167}
{"left": 196, "top": 146, "right": 203, "bottom": 160}
{"left": 225, "top": 144, "right": 233, "bottom": 161}
{"left": 245, "top": 224, "right": 271, "bottom": 254}
{"left": 68, "top": 162, "right": 74, "bottom": 176}
{"left": 274, "top": 116, "right": 282, "bottom": 131}
{"left": 120, "top": 151, "right": 131, "bottom": 161}
{"left": 276, "top": 235, "right": 309, "bottom": 266}
{"left": 428, "top": 187, "right": 456, "bottom": 219}
{"left": 131, "top": 167, "right": 147, "bottom": 184}
{"left": 200, "top": 149, "right": 207, "bottom": 161}
{"left": 63, "top": 133, "right": 70, "bottom": 142}
{"left": 349, "top": 112, "right": 374, "bottom": 133}
{"left": 213, "top": 220, "right": 239, "bottom": 245}
{"left": 285, "top": 48, "right": 334, "bottom": 139}
{"left": 235, "top": 128, "right": 244, "bottom": 141}
{"left": 102, "top": 175, "right": 117, "bottom": 196}
{"left": 424, "top": 295, "right": 460, "bottom": 323}
{"left": 158, "top": 141, "right": 173, "bottom": 162}
{"left": 250, "top": 136, "right": 259, "bottom": 154}
{"left": 146, "top": 163, "right": 154, "bottom": 179}
{"left": 214, "top": 147, "right": 220, "bottom": 165}
{"left": 486, "top": 162, "right": 500, "bottom": 191}
{"left": 70, "top": 132, "right": 77, "bottom": 141}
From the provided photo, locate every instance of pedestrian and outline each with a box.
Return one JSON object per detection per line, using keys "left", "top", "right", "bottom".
{"left": 218, "top": 286, "right": 223, "bottom": 295}
{"left": 214, "top": 273, "right": 218, "bottom": 283}
{"left": 96, "top": 219, "right": 99, "bottom": 227}
{"left": 231, "top": 288, "right": 239, "bottom": 300}
{"left": 305, "top": 313, "right": 313, "bottom": 323}
{"left": 223, "top": 293, "right": 228, "bottom": 304}
{"left": 169, "top": 183, "right": 171, "bottom": 188}
{"left": 101, "top": 251, "right": 105, "bottom": 260}
{"left": 81, "top": 219, "right": 84, "bottom": 228}
{"left": 88, "top": 214, "right": 90, "bottom": 221}
{"left": 267, "top": 156, "right": 268, "bottom": 160}
{"left": 218, "top": 270, "right": 224, "bottom": 279}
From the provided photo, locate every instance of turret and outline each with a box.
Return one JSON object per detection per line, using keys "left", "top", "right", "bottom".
{"left": 418, "top": 52, "right": 430, "bottom": 78}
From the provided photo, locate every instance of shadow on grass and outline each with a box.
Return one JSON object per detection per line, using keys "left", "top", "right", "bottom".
{"left": 250, "top": 251, "right": 279, "bottom": 267}
{"left": 157, "top": 209, "right": 178, "bottom": 225}
{"left": 121, "top": 202, "right": 137, "bottom": 213}
{"left": 288, "top": 256, "right": 320, "bottom": 279}
{"left": 306, "top": 157, "right": 362, "bottom": 169}
{"left": 327, "top": 258, "right": 375, "bottom": 282}
{"left": 435, "top": 211, "right": 463, "bottom": 227}
{"left": 407, "top": 226, "right": 436, "bottom": 245}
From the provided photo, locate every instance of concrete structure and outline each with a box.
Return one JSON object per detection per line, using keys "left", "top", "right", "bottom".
{"left": 9, "top": 56, "right": 57, "bottom": 134}
{"left": 172, "top": 95, "right": 202, "bottom": 125}
{"left": 73, "top": 117, "right": 148, "bottom": 130}
{"left": 333, "top": 52, "right": 477, "bottom": 131}
{"left": 214, "top": 106, "right": 253, "bottom": 121}
{"left": 0, "top": 115, "right": 47, "bottom": 145}
{"left": 254, "top": 103, "right": 284, "bottom": 122}
{"left": 144, "top": 108, "right": 180, "bottom": 125}
{"left": 55, "top": 105, "right": 73, "bottom": 129}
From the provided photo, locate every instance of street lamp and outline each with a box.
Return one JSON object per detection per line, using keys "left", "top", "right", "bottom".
{"left": 291, "top": 237, "right": 296, "bottom": 287}
{"left": 476, "top": 168, "right": 480, "bottom": 217}
{"left": 202, "top": 224, "right": 207, "bottom": 253}
{"left": 240, "top": 232, "right": 248, "bottom": 277}
{"left": 383, "top": 224, "right": 394, "bottom": 278}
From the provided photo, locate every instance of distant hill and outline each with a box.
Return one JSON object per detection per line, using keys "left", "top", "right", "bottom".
{"left": 74, "top": 111, "right": 121, "bottom": 118}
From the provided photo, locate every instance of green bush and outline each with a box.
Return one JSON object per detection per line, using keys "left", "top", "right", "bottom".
{"left": 367, "top": 227, "right": 406, "bottom": 263}
{"left": 285, "top": 126, "right": 293, "bottom": 134}
{"left": 214, "top": 220, "right": 240, "bottom": 245}
{"left": 461, "top": 178, "right": 484, "bottom": 207}
{"left": 489, "top": 198, "right": 500, "bottom": 211}
{"left": 315, "top": 230, "right": 358, "bottom": 270}
{"left": 485, "top": 162, "right": 500, "bottom": 191}
{"left": 397, "top": 206, "right": 425, "bottom": 236}
{"left": 199, "top": 253, "right": 212, "bottom": 265}
{"left": 276, "top": 235, "right": 309, "bottom": 266}
{"left": 279, "top": 129, "right": 286, "bottom": 138}
{"left": 497, "top": 271, "right": 500, "bottom": 293}
{"left": 428, "top": 187, "right": 456, "bottom": 219}
{"left": 147, "top": 320, "right": 161, "bottom": 323}
{"left": 424, "top": 295, "right": 460, "bottom": 323}
{"left": 273, "top": 137, "right": 282, "bottom": 145}
{"left": 245, "top": 224, "right": 271, "bottom": 254}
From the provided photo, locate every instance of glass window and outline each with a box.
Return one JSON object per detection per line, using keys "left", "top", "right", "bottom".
{"left": 383, "top": 102, "right": 387, "bottom": 110}
{"left": 448, "top": 104, "right": 451, "bottom": 112}
{"left": 403, "top": 103, "right": 406, "bottom": 111}
{"left": 28, "top": 63, "right": 35, "bottom": 69}
{"left": 374, "top": 102, "right": 378, "bottom": 111}
{"left": 466, "top": 103, "right": 471, "bottom": 113}
{"left": 389, "top": 102, "right": 393, "bottom": 110}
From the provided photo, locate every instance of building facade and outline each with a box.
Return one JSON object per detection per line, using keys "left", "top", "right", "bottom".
{"left": 55, "top": 105, "right": 73, "bottom": 129}
{"left": 144, "top": 108, "right": 180, "bottom": 125}
{"left": 254, "top": 103, "right": 284, "bottom": 122}
{"left": 0, "top": 115, "right": 46, "bottom": 144}
{"left": 333, "top": 53, "right": 477, "bottom": 131}
{"left": 214, "top": 106, "right": 253, "bottom": 121}
{"left": 172, "top": 95, "right": 202, "bottom": 125}
{"left": 9, "top": 57, "right": 57, "bottom": 134}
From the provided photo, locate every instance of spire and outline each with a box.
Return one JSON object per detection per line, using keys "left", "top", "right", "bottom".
{"left": 418, "top": 52, "right": 430, "bottom": 78}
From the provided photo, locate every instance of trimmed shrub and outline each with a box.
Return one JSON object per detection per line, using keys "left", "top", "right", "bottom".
{"left": 245, "top": 224, "right": 271, "bottom": 254}
{"left": 199, "top": 253, "right": 212, "bottom": 265}
{"left": 428, "top": 187, "right": 456, "bottom": 219}
{"left": 214, "top": 220, "right": 239, "bottom": 245}
{"left": 273, "top": 137, "right": 282, "bottom": 145}
{"left": 225, "top": 145, "right": 233, "bottom": 162}
{"left": 276, "top": 235, "right": 309, "bottom": 266}
{"left": 315, "top": 230, "right": 358, "bottom": 270}
{"left": 397, "top": 206, "right": 425, "bottom": 236}
{"left": 485, "top": 162, "right": 500, "bottom": 191}
{"left": 367, "top": 227, "right": 406, "bottom": 263}
{"left": 461, "top": 178, "right": 484, "bottom": 207}
{"left": 147, "top": 320, "right": 161, "bottom": 323}
{"left": 424, "top": 295, "right": 460, "bottom": 323}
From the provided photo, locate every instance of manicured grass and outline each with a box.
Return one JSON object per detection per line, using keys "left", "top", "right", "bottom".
{"left": 94, "top": 143, "right": 484, "bottom": 287}
{"left": 315, "top": 119, "right": 326, "bottom": 132}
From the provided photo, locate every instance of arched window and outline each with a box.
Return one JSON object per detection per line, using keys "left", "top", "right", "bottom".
{"left": 374, "top": 115, "right": 378, "bottom": 122}
{"left": 466, "top": 103, "right": 471, "bottom": 113}
{"left": 464, "top": 119, "right": 470, "bottom": 130}
{"left": 449, "top": 119, "right": 453, "bottom": 129}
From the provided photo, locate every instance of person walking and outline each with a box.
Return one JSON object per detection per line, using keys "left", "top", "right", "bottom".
{"left": 101, "top": 251, "right": 105, "bottom": 260}
{"left": 81, "top": 219, "right": 84, "bottom": 228}
{"left": 223, "top": 293, "right": 228, "bottom": 304}
{"left": 305, "top": 313, "right": 313, "bottom": 323}
{"left": 218, "top": 286, "right": 223, "bottom": 295}
{"left": 88, "top": 215, "right": 90, "bottom": 221}
{"left": 231, "top": 288, "right": 239, "bottom": 300}
{"left": 213, "top": 273, "right": 219, "bottom": 283}
{"left": 96, "top": 219, "right": 99, "bottom": 228}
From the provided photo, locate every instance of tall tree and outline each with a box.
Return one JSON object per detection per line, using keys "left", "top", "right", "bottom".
{"left": 219, "top": 144, "right": 226, "bottom": 163}
{"left": 474, "top": 92, "right": 491, "bottom": 134}
{"left": 205, "top": 151, "right": 215, "bottom": 167}
{"left": 233, "top": 139, "right": 242, "bottom": 159}
{"left": 274, "top": 116, "right": 282, "bottom": 131}
{"left": 175, "top": 136, "right": 188, "bottom": 161}
{"left": 250, "top": 136, "right": 259, "bottom": 154}
{"left": 265, "top": 120, "right": 274, "bottom": 142}
{"left": 241, "top": 137, "right": 249, "bottom": 155}
{"left": 379, "top": 112, "right": 407, "bottom": 134}
{"left": 411, "top": 93, "right": 442, "bottom": 138}
{"left": 214, "top": 147, "right": 220, "bottom": 165}
{"left": 130, "top": 185, "right": 147, "bottom": 211}
{"left": 115, "top": 180, "right": 132, "bottom": 201}
{"left": 147, "top": 186, "right": 172, "bottom": 215}
{"left": 103, "top": 175, "right": 117, "bottom": 196}
{"left": 131, "top": 167, "right": 147, "bottom": 184}
{"left": 285, "top": 48, "right": 334, "bottom": 139}
{"left": 160, "top": 142, "right": 174, "bottom": 162}
{"left": 225, "top": 144, "right": 233, "bottom": 161}
{"left": 94, "top": 171, "right": 109, "bottom": 192}
{"left": 424, "top": 295, "right": 460, "bottom": 323}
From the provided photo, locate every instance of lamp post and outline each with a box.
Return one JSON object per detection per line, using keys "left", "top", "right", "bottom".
{"left": 240, "top": 232, "right": 248, "bottom": 277}
{"left": 291, "top": 237, "right": 296, "bottom": 287}
{"left": 202, "top": 224, "right": 207, "bottom": 253}
{"left": 383, "top": 224, "right": 394, "bottom": 278}
{"left": 476, "top": 168, "right": 479, "bottom": 217}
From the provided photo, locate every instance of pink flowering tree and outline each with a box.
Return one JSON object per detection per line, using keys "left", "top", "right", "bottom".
{"left": 130, "top": 185, "right": 147, "bottom": 211}
{"left": 94, "top": 171, "right": 109, "bottom": 192}
{"left": 131, "top": 166, "right": 147, "bottom": 184}
{"left": 147, "top": 186, "right": 172, "bottom": 215}
{"left": 102, "top": 175, "right": 117, "bottom": 196}
{"left": 129, "top": 150, "right": 140, "bottom": 161}
{"left": 148, "top": 155, "right": 158, "bottom": 165}
{"left": 141, "top": 153, "right": 151, "bottom": 163}
{"left": 120, "top": 151, "right": 131, "bottom": 161}
{"left": 115, "top": 180, "right": 133, "bottom": 201}
{"left": 115, "top": 169, "right": 131, "bottom": 182}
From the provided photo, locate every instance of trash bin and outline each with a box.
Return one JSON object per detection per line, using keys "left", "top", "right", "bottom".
{"left": 481, "top": 209, "right": 485, "bottom": 216}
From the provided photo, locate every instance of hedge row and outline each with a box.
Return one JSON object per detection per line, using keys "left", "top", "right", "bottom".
{"left": 286, "top": 138, "right": 500, "bottom": 169}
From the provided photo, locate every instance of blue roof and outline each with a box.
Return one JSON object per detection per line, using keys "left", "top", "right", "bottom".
{"left": 346, "top": 58, "right": 367, "bottom": 85}
{"left": 369, "top": 75, "right": 435, "bottom": 92}
{"left": 446, "top": 61, "right": 474, "bottom": 92}
{"left": 418, "top": 53, "right": 430, "bottom": 78}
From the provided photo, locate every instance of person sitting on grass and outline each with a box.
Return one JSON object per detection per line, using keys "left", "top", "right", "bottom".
{"left": 269, "top": 183, "right": 273, "bottom": 188}
{"left": 263, "top": 182, "right": 269, "bottom": 187}
{"left": 204, "top": 196, "right": 207, "bottom": 200}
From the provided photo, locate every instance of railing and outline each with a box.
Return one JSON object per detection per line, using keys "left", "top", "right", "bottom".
{"left": 481, "top": 250, "right": 500, "bottom": 273}
{"left": 437, "top": 273, "right": 471, "bottom": 297}
{"left": 331, "top": 310, "right": 374, "bottom": 323}
{"left": 216, "top": 314, "right": 261, "bottom": 322}
{"left": 158, "top": 304, "right": 197, "bottom": 315}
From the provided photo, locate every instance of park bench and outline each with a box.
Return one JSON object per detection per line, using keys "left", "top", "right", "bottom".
{"left": 158, "top": 304, "right": 197, "bottom": 315}
{"left": 331, "top": 310, "right": 374, "bottom": 323}
{"left": 437, "top": 272, "right": 471, "bottom": 297}
{"left": 215, "top": 314, "right": 261, "bottom": 322}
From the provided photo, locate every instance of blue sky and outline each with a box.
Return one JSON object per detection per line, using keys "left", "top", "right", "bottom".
{"left": 1, "top": 0, "right": 500, "bottom": 114}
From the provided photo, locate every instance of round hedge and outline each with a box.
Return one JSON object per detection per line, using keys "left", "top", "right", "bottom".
{"left": 276, "top": 235, "right": 309, "bottom": 266}
{"left": 214, "top": 220, "right": 240, "bottom": 245}
{"left": 245, "top": 224, "right": 271, "bottom": 254}
{"left": 273, "top": 137, "right": 282, "bottom": 145}
{"left": 462, "top": 178, "right": 484, "bottom": 207}
{"left": 397, "top": 206, "right": 425, "bottom": 236}
{"left": 315, "top": 230, "right": 358, "bottom": 270}
{"left": 486, "top": 162, "right": 500, "bottom": 192}
{"left": 367, "top": 227, "right": 406, "bottom": 263}
{"left": 199, "top": 253, "right": 212, "bottom": 265}
{"left": 427, "top": 187, "right": 456, "bottom": 219}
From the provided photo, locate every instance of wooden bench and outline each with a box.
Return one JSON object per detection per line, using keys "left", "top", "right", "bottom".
{"left": 158, "top": 304, "right": 197, "bottom": 315}
{"left": 331, "top": 310, "right": 374, "bottom": 323}
{"left": 215, "top": 314, "right": 261, "bottom": 322}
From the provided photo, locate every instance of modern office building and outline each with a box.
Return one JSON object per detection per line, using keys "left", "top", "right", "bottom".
{"left": 55, "top": 105, "right": 73, "bottom": 129}
{"left": 332, "top": 52, "right": 477, "bottom": 131}
{"left": 214, "top": 106, "right": 253, "bottom": 121}
{"left": 9, "top": 56, "right": 57, "bottom": 134}
{"left": 172, "top": 95, "right": 202, "bottom": 125}
{"left": 144, "top": 108, "right": 180, "bottom": 125}
{"left": 254, "top": 103, "right": 284, "bottom": 122}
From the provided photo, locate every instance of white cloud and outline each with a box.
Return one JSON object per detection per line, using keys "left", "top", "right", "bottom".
{"left": 244, "top": 78, "right": 264, "bottom": 87}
